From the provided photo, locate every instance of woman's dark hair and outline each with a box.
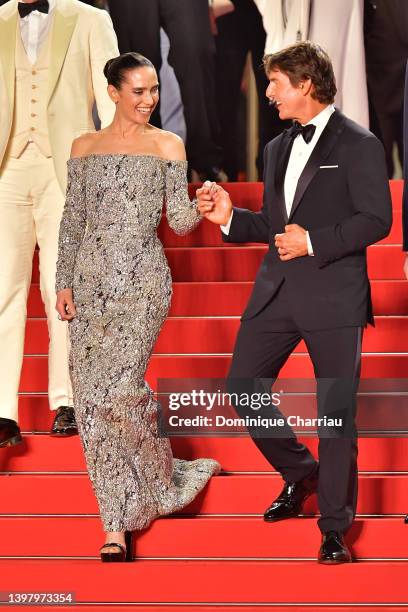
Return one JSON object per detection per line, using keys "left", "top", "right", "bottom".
{"left": 103, "top": 52, "right": 156, "bottom": 89}
{"left": 263, "top": 41, "right": 337, "bottom": 104}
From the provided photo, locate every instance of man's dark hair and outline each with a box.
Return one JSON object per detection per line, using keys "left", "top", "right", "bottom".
{"left": 263, "top": 41, "right": 337, "bottom": 104}
{"left": 103, "top": 52, "right": 156, "bottom": 89}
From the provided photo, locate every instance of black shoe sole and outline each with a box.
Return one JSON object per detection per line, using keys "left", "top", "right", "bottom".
{"left": 100, "top": 552, "right": 126, "bottom": 562}
{"left": 318, "top": 557, "right": 352, "bottom": 565}
{"left": 50, "top": 430, "right": 78, "bottom": 437}
{"left": 0, "top": 434, "right": 23, "bottom": 448}
{"left": 263, "top": 511, "right": 301, "bottom": 523}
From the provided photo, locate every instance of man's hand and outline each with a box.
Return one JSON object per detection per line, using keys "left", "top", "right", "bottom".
{"left": 404, "top": 255, "right": 408, "bottom": 281}
{"left": 56, "top": 288, "right": 77, "bottom": 321}
{"left": 196, "top": 181, "right": 232, "bottom": 226}
{"left": 275, "top": 224, "right": 308, "bottom": 261}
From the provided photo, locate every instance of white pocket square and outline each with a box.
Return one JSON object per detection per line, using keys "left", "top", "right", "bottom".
{"left": 320, "top": 165, "right": 339, "bottom": 169}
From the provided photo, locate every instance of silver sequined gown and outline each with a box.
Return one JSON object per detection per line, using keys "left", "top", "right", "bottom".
{"left": 55, "top": 154, "right": 220, "bottom": 532}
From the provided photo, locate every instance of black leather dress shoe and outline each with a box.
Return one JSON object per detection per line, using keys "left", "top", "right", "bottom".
{"left": 264, "top": 468, "right": 318, "bottom": 522}
{"left": 0, "top": 418, "right": 22, "bottom": 448}
{"left": 50, "top": 406, "right": 78, "bottom": 436}
{"left": 318, "top": 531, "right": 352, "bottom": 564}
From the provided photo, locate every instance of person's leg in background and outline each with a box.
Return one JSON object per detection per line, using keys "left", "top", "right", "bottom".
{"left": 107, "top": 0, "right": 162, "bottom": 128}
{"left": 160, "top": 0, "right": 223, "bottom": 179}
{"left": 214, "top": 2, "right": 249, "bottom": 181}
{"left": 159, "top": 29, "right": 187, "bottom": 142}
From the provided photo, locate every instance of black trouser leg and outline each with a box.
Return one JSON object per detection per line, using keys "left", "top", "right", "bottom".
{"left": 107, "top": 0, "right": 162, "bottom": 127}
{"left": 214, "top": 10, "right": 248, "bottom": 180}
{"left": 228, "top": 298, "right": 318, "bottom": 483}
{"left": 303, "top": 327, "right": 363, "bottom": 533}
{"left": 159, "top": 0, "right": 221, "bottom": 171}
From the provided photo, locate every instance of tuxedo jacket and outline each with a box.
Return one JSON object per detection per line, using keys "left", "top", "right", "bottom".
{"left": 224, "top": 109, "right": 392, "bottom": 330}
{"left": 0, "top": 0, "right": 118, "bottom": 192}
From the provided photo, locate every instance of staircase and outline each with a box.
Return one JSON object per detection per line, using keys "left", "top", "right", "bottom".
{"left": 1, "top": 181, "right": 408, "bottom": 610}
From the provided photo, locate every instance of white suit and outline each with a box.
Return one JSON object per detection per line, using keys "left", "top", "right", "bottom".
{"left": 0, "top": 0, "right": 118, "bottom": 422}
{"left": 254, "top": 0, "right": 369, "bottom": 128}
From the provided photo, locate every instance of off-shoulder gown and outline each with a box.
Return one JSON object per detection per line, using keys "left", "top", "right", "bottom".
{"left": 55, "top": 154, "right": 220, "bottom": 531}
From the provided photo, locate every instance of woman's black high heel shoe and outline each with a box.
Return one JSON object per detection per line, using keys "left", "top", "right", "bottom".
{"left": 100, "top": 531, "right": 134, "bottom": 562}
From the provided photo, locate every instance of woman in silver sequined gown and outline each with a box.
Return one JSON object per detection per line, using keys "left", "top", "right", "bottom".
{"left": 55, "top": 53, "right": 220, "bottom": 559}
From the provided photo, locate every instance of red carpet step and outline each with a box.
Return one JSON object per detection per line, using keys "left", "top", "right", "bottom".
{"left": 27, "top": 280, "right": 408, "bottom": 317}
{"left": 18, "top": 355, "right": 408, "bottom": 392}
{"left": 0, "top": 516, "right": 407, "bottom": 559}
{"left": 2, "top": 435, "right": 407, "bottom": 472}
{"left": 0, "top": 559, "right": 407, "bottom": 604}
{"left": 13, "top": 392, "right": 408, "bottom": 434}
{"left": 23, "top": 316, "right": 408, "bottom": 355}
{"left": 1, "top": 474, "right": 408, "bottom": 517}
{"left": 31, "top": 245, "right": 406, "bottom": 283}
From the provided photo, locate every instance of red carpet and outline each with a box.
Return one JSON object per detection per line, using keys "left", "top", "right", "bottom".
{"left": 1, "top": 179, "right": 407, "bottom": 609}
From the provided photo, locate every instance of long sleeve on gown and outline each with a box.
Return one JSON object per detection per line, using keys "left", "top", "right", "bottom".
{"left": 55, "top": 158, "right": 87, "bottom": 292}
{"left": 165, "top": 160, "right": 201, "bottom": 235}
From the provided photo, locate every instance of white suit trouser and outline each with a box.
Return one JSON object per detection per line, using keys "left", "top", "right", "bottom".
{"left": 0, "top": 142, "right": 73, "bottom": 422}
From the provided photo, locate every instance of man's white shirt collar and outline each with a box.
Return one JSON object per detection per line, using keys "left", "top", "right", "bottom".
{"left": 304, "top": 104, "right": 336, "bottom": 130}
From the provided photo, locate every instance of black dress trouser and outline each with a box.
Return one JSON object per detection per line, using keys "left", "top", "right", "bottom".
{"left": 108, "top": 0, "right": 221, "bottom": 172}
{"left": 228, "top": 281, "right": 362, "bottom": 533}
{"left": 214, "top": 0, "right": 289, "bottom": 180}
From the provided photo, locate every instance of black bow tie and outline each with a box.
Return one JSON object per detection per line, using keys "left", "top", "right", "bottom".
{"left": 289, "top": 121, "right": 316, "bottom": 144}
{"left": 18, "top": 0, "right": 49, "bottom": 18}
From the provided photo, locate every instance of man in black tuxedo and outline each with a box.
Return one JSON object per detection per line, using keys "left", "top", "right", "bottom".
{"left": 197, "top": 41, "right": 392, "bottom": 563}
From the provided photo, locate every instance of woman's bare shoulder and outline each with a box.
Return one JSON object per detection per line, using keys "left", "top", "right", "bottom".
{"left": 154, "top": 129, "right": 186, "bottom": 161}
{"left": 70, "top": 131, "right": 102, "bottom": 159}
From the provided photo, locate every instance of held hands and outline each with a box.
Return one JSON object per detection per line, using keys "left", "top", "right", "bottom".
{"left": 56, "top": 288, "right": 77, "bottom": 321}
{"left": 196, "top": 181, "right": 232, "bottom": 226}
{"left": 275, "top": 224, "right": 308, "bottom": 261}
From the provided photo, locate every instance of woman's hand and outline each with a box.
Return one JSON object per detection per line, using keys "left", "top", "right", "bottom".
{"left": 56, "top": 288, "right": 77, "bottom": 321}
{"left": 196, "top": 181, "right": 233, "bottom": 226}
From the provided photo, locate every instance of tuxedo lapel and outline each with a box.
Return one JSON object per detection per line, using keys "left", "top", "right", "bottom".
{"left": 0, "top": 7, "right": 18, "bottom": 109}
{"left": 274, "top": 130, "right": 293, "bottom": 224}
{"left": 48, "top": 5, "right": 78, "bottom": 102}
{"left": 288, "top": 110, "right": 346, "bottom": 222}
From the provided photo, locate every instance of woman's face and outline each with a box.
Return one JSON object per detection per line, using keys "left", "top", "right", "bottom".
{"left": 111, "top": 66, "right": 160, "bottom": 124}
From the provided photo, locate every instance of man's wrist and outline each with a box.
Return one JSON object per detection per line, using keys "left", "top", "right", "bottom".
{"left": 221, "top": 210, "right": 233, "bottom": 234}
{"left": 306, "top": 231, "right": 314, "bottom": 256}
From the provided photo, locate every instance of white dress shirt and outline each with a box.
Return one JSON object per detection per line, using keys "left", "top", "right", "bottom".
{"left": 19, "top": 0, "right": 56, "bottom": 65}
{"left": 221, "top": 104, "right": 336, "bottom": 256}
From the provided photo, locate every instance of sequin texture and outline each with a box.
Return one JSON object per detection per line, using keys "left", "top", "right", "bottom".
{"left": 56, "top": 154, "right": 220, "bottom": 531}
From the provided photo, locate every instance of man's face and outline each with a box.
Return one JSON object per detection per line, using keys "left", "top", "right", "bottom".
{"left": 266, "top": 69, "right": 305, "bottom": 121}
